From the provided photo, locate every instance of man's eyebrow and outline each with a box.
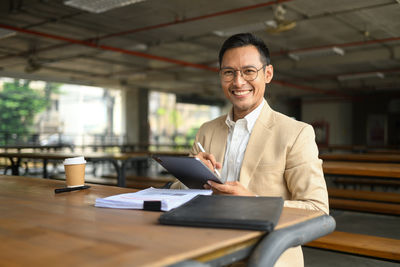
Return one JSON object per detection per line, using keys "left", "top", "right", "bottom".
{"left": 220, "top": 65, "right": 257, "bottom": 69}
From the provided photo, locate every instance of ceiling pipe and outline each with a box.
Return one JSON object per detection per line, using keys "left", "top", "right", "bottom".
{"left": 0, "top": 22, "right": 346, "bottom": 95}
{"left": 7, "top": 0, "right": 387, "bottom": 56}
{"left": 0, "top": 0, "right": 294, "bottom": 59}
{"left": 0, "top": 23, "right": 218, "bottom": 72}
{"left": 0, "top": 0, "right": 397, "bottom": 69}
{"left": 99, "top": 0, "right": 295, "bottom": 40}
{"left": 1, "top": 0, "right": 397, "bottom": 62}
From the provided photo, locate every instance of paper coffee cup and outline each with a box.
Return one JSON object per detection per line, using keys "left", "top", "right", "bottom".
{"left": 64, "top": 156, "right": 86, "bottom": 188}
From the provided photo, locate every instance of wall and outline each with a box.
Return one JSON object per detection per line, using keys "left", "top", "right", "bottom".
{"left": 301, "top": 100, "right": 353, "bottom": 145}
{"left": 353, "top": 94, "right": 400, "bottom": 146}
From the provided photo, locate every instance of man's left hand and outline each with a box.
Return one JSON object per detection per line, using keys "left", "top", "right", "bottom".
{"left": 204, "top": 180, "right": 256, "bottom": 196}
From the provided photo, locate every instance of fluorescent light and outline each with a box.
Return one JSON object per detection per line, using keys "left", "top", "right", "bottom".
{"left": 129, "top": 43, "right": 148, "bottom": 51}
{"left": 213, "top": 21, "right": 273, "bottom": 37}
{"left": 288, "top": 46, "right": 345, "bottom": 61}
{"left": 337, "top": 72, "right": 385, "bottom": 81}
{"left": 0, "top": 28, "right": 16, "bottom": 39}
{"left": 64, "top": 0, "right": 146, "bottom": 13}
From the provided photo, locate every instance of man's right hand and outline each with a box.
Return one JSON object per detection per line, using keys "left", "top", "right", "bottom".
{"left": 195, "top": 152, "right": 222, "bottom": 174}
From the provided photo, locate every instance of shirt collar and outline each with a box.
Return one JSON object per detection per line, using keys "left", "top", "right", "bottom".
{"left": 225, "top": 99, "right": 266, "bottom": 132}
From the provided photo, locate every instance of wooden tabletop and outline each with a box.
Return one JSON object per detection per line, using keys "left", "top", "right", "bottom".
{"left": 0, "top": 150, "right": 188, "bottom": 161}
{"left": 0, "top": 175, "right": 324, "bottom": 267}
{"left": 320, "top": 153, "right": 400, "bottom": 163}
{"left": 323, "top": 161, "right": 400, "bottom": 178}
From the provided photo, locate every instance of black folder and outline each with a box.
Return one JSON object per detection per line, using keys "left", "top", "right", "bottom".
{"left": 159, "top": 195, "right": 283, "bottom": 232}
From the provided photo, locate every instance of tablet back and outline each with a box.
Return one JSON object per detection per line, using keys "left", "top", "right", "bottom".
{"left": 152, "top": 155, "right": 222, "bottom": 189}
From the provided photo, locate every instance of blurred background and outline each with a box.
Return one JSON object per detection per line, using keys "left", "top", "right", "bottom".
{"left": 1, "top": 2, "right": 400, "bottom": 266}
{"left": 0, "top": 0, "right": 399, "bottom": 150}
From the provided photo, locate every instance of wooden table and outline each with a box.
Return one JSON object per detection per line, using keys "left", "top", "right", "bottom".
{"left": 323, "top": 161, "right": 400, "bottom": 178}
{"left": 0, "top": 144, "right": 74, "bottom": 152}
{"left": 320, "top": 153, "right": 400, "bottom": 163}
{"left": 0, "top": 151, "right": 188, "bottom": 187}
{"left": 0, "top": 175, "right": 334, "bottom": 267}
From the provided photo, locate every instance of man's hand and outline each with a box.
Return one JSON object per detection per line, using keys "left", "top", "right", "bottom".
{"left": 204, "top": 180, "right": 256, "bottom": 196}
{"left": 195, "top": 152, "right": 222, "bottom": 174}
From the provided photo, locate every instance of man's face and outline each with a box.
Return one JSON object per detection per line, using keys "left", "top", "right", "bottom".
{"left": 220, "top": 45, "right": 273, "bottom": 120}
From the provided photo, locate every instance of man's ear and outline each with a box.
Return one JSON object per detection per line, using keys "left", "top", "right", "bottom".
{"left": 264, "top": 64, "right": 273, "bottom": 83}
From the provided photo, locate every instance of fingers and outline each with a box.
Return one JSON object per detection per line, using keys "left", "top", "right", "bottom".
{"left": 215, "top": 162, "right": 222, "bottom": 169}
{"left": 195, "top": 152, "right": 221, "bottom": 172}
{"left": 207, "top": 180, "right": 233, "bottom": 194}
{"left": 206, "top": 181, "right": 256, "bottom": 196}
{"left": 207, "top": 153, "right": 218, "bottom": 167}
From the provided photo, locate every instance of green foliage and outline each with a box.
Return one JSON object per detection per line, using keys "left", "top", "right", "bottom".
{"left": 185, "top": 126, "right": 199, "bottom": 146}
{"left": 0, "top": 79, "right": 60, "bottom": 144}
{"left": 169, "top": 109, "right": 182, "bottom": 128}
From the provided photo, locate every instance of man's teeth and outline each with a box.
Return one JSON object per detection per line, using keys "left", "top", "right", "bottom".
{"left": 232, "top": 90, "right": 251, "bottom": 96}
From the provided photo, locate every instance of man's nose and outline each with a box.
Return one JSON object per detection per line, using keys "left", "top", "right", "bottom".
{"left": 233, "top": 70, "right": 246, "bottom": 86}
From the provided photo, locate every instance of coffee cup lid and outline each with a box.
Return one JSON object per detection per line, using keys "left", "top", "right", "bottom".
{"left": 64, "top": 156, "right": 86, "bottom": 165}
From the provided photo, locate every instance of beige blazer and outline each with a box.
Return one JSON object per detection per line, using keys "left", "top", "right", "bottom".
{"left": 173, "top": 101, "right": 329, "bottom": 266}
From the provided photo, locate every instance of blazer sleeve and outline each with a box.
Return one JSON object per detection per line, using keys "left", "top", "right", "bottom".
{"left": 169, "top": 130, "right": 201, "bottom": 190}
{"left": 283, "top": 125, "right": 329, "bottom": 214}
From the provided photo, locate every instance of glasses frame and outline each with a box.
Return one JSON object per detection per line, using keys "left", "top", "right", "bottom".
{"left": 219, "top": 64, "right": 267, "bottom": 82}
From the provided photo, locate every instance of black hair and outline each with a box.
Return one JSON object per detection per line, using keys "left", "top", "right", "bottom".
{"left": 218, "top": 33, "right": 271, "bottom": 67}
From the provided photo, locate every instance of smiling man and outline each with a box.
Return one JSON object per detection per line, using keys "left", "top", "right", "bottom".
{"left": 172, "top": 33, "right": 329, "bottom": 266}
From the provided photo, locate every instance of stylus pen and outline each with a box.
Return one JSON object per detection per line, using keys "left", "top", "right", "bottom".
{"left": 54, "top": 185, "right": 91, "bottom": 194}
{"left": 197, "top": 142, "right": 221, "bottom": 178}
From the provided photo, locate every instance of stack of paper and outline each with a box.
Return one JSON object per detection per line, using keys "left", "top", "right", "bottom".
{"left": 95, "top": 187, "right": 212, "bottom": 211}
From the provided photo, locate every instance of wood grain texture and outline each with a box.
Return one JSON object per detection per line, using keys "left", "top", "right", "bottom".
{"left": 306, "top": 231, "right": 400, "bottom": 261}
{"left": 0, "top": 175, "right": 323, "bottom": 266}
{"left": 329, "top": 198, "right": 400, "bottom": 215}
{"left": 0, "top": 150, "right": 188, "bottom": 161}
{"left": 323, "top": 161, "right": 400, "bottom": 178}
{"left": 328, "top": 188, "right": 400, "bottom": 204}
{"left": 320, "top": 153, "right": 400, "bottom": 163}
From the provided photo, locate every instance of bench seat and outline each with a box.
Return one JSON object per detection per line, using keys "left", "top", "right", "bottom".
{"left": 306, "top": 231, "right": 400, "bottom": 261}
{"left": 328, "top": 188, "right": 400, "bottom": 204}
{"left": 329, "top": 198, "right": 400, "bottom": 215}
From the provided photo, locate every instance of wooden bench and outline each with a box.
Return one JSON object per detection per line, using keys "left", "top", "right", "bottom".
{"left": 306, "top": 231, "right": 400, "bottom": 261}
{"left": 333, "top": 177, "right": 400, "bottom": 190}
{"left": 320, "top": 153, "right": 400, "bottom": 163}
{"left": 328, "top": 188, "right": 400, "bottom": 204}
{"left": 329, "top": 198, "right": 400, "bottom": 215}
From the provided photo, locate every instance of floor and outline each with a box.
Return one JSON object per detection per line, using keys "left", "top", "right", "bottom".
{"left": 303, "top": 209, "right": 400, "bottom": 267}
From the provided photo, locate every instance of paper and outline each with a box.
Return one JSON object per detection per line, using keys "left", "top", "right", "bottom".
{"left": 95, "top": 187, "right": 212, "bottom": 211}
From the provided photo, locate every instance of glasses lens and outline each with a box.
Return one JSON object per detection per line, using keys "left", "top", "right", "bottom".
{"left": 242, "top": 67, "right": 258, "bottom": 81}
{"left": 220, "top": 69, "right": 234, "bottom": 82}
{"left": 220, "top": 66, "right": 260, "bottom": 82}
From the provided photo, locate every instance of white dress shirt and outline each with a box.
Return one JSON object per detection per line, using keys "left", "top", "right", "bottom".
{"left": 221, "top": 99, "right": 266, "bottom": 182}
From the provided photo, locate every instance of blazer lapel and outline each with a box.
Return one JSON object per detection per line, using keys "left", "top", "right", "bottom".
{"left": 209, "top": 117, "right": 228, "bottom": 164}
{"left": 240, "top": 102, "right": 275, "bottom": 187}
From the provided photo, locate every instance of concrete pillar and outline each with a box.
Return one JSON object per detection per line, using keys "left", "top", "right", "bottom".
{"left": 123, "top": 87, "right": 149, "bottom": 145}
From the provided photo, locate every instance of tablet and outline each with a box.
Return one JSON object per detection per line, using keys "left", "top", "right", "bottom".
{"left": 152, "top": 155, "right": 222, "bottom": 189}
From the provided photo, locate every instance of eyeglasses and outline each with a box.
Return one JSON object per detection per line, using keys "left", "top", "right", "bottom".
{"left": 219, "top": 65, "right": 266, "bottom": 82}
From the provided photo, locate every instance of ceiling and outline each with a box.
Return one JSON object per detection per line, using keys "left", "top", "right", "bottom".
{"left": 0, "top": 0, "right": 399, "bottom": 103}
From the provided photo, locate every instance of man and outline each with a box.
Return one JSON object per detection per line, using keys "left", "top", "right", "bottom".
{"left": 172, "top": 33, "right": 328, "bottom": 266}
